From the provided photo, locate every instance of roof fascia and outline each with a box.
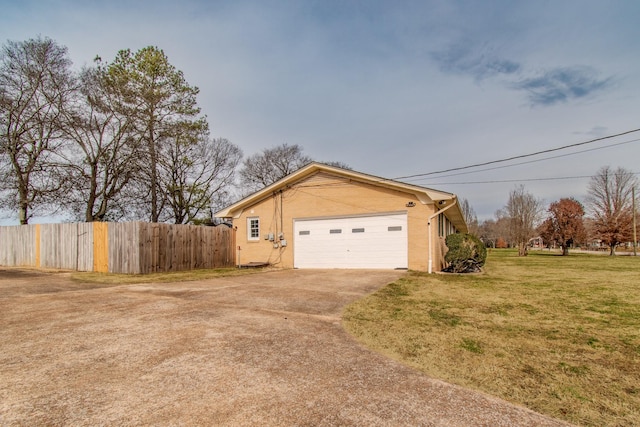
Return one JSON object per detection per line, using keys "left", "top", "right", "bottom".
{"left": 215, "top": 162, "right": 459, "bottom": 218}
{"left": 215, "top": 163, "right": 320, "bottom": 218}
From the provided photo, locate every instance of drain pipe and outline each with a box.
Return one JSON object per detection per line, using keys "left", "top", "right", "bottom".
{"left": 427, "top": 198, "right": 458, "bottom": 274}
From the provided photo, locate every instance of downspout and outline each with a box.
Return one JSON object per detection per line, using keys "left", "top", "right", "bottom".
{"left": 427, "top": 198, "right": 457, "bottom": 274}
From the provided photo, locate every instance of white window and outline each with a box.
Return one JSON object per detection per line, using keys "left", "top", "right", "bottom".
{"left": 248, "top": 217, "right": 260, "bottom": 241}
{"left": 437, "top": 213, "right": 456, "bottom": 237}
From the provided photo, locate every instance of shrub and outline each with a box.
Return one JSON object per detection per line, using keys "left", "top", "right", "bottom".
{"left": 444, "top": 233, "right": 487, "bottom": 273}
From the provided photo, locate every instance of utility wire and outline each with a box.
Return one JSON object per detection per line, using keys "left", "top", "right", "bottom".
{"left": 427, "top": 175, "right": 595, "bottom": 186}
{"left": 425, "top": 172, "right": 640, "bottom": 186}
{"left": 393, "top": 128, "right": 640, "bottom": 180}
{"left": 403, "top": 138, "right": 640, "bottom": 183}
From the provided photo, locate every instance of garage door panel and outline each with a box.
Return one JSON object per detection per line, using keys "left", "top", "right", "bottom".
{"left": 294, "top": 214, "right": 407, "bottom": 269}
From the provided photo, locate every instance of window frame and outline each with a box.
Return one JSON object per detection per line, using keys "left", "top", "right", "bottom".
{"left": 247, "top": 217, "right": 260, "bottom": 241}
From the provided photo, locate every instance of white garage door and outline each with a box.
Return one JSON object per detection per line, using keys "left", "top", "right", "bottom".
{"left": 294, "top": 214, "right": 408, "bottom": 269}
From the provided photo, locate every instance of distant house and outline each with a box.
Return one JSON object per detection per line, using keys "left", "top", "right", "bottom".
{"left": 529, "top": 236, "right": 544, "bottom": 248}
{"left": 215, "top": 163, "right": 467, "bottom": 272}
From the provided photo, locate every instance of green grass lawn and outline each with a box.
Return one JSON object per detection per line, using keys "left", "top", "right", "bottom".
{"left": 343, "top": 249, "right": 640, "bottom": 427}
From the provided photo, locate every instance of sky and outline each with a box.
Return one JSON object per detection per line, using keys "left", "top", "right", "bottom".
{"left": 1, "top": 0, "right": 639, "bottom": 222}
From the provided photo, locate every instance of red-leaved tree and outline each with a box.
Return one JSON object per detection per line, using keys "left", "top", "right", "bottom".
{"left": 539, "top": 198, "right": 586, "bottom": 255}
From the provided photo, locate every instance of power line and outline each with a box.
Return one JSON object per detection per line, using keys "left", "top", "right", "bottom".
{"left": 403, "top": 138, "right": 640, "bottom": 183}
{"left": 393, "top": 128, "right": 640, "bottom": 180}
{"left": 427, "top": 175, "right": 594, "bottom": 186}
{"left": 424, "top": 171, "right": 640, "bottom": 186}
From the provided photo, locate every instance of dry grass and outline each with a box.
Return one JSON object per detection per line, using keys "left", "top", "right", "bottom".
{"left": 343, "top": 249, "right": 640, "bottom": 427}
{"left": 70, "top": 266, "right": 267, "bottom": 284}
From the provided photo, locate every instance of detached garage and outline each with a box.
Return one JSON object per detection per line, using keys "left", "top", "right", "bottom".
{"left": 215, "top": 163, "right": 467, "bottom": 273}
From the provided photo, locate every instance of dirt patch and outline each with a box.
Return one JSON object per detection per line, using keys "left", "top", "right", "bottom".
{"left": 0, "top": 268, "right": 570, "bottom": 426}
{"left": 0, "top": 268, "right": 121, "bottom": 297}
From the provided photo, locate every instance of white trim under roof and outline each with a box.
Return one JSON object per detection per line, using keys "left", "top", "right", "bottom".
{"left": 215, "top": 162, "right": 467, "bottom": 233}
{"left": 217, "top": 164, "right": 451, "bottom": 213}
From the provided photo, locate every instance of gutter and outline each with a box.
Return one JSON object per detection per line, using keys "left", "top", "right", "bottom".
{"left": 427, "top": 197, "right": 458, "bottom": 274}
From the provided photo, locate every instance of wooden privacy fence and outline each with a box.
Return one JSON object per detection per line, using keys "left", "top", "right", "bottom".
{"left": 0, "top": 222, "right": 235, "bottom": 274}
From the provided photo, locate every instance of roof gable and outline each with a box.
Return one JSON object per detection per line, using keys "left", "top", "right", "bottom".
{"left": 215, "top": 162, "right": 467, "bottom": 231}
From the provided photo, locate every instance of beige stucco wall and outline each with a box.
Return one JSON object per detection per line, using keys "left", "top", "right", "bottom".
{"left": 232, "top": 172, "right": 448, "bottom": 271}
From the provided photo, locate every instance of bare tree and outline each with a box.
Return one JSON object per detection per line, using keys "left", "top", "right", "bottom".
{"left": 492, "top": 210, "right": 516, "bottom": 247}
{"left": 160, "top": 128, "right": 242, "bottom": 224}
{"left": 478, "top": 219, "right": 497, "bottom": 248}
{"left": 586, "top": 166, "right": 637, "bottom": 255}
{"left": 239, "top": 143, "right": 312, "bottom": 194}
{"left": 504, "top": 185, "right": 543, "bottom": 256}
{"left": 460, "top": 198, "right": 479, "bottom": 236}
{"left": 0, "top": 37, "right": 74, "bottom": 224}
{"left": 323, "top": 160, "right": 352, "bottom": 170}
{"left": 61, "top": 64, "right": 142, "bottom": 222}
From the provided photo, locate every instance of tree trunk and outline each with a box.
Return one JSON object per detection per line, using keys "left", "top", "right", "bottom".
{"left": 518, "top": 242, "right": 528, "bottom": 256}
{"left": 610, "top": 245, "right": 616, "bottom": 256}
{"left": 18, "top": 187, "right": 29, "bottom": 225}
{"left": 148, "top": 126, "right": 159, "bottom": 223}
{"left": 19, "top": 204, "right": 28, "bottom": 225}
{"left": 85, "top": 164, "right": 98, "bottom": 222}
{"left": 562, "top": 245, "right": 569, "bottom": 256}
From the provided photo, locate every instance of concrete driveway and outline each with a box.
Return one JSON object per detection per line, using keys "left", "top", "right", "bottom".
{"left": 0, "top": 268, "right": 569, "bottom": 426}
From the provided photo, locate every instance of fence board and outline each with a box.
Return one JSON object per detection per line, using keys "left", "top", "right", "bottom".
{"left": 0, "top": 221, "right": 234, "bottom": 273}
{"left": 35, "top": 224, "right": 41, "bottom": 267}
{"left": 93, "top": 222, "right": 109, "bottom": 272}
{"left": 76, "top": 223, "right": 94, "bottom": 271}
{"left": 108, "top": 222, "right": 141, "bottom": 274}
{"left": 40, "top": 223, "right": 78, "bottom": 270}
{"left": 0, "top": 225, "right": 37, "bottom": 266}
